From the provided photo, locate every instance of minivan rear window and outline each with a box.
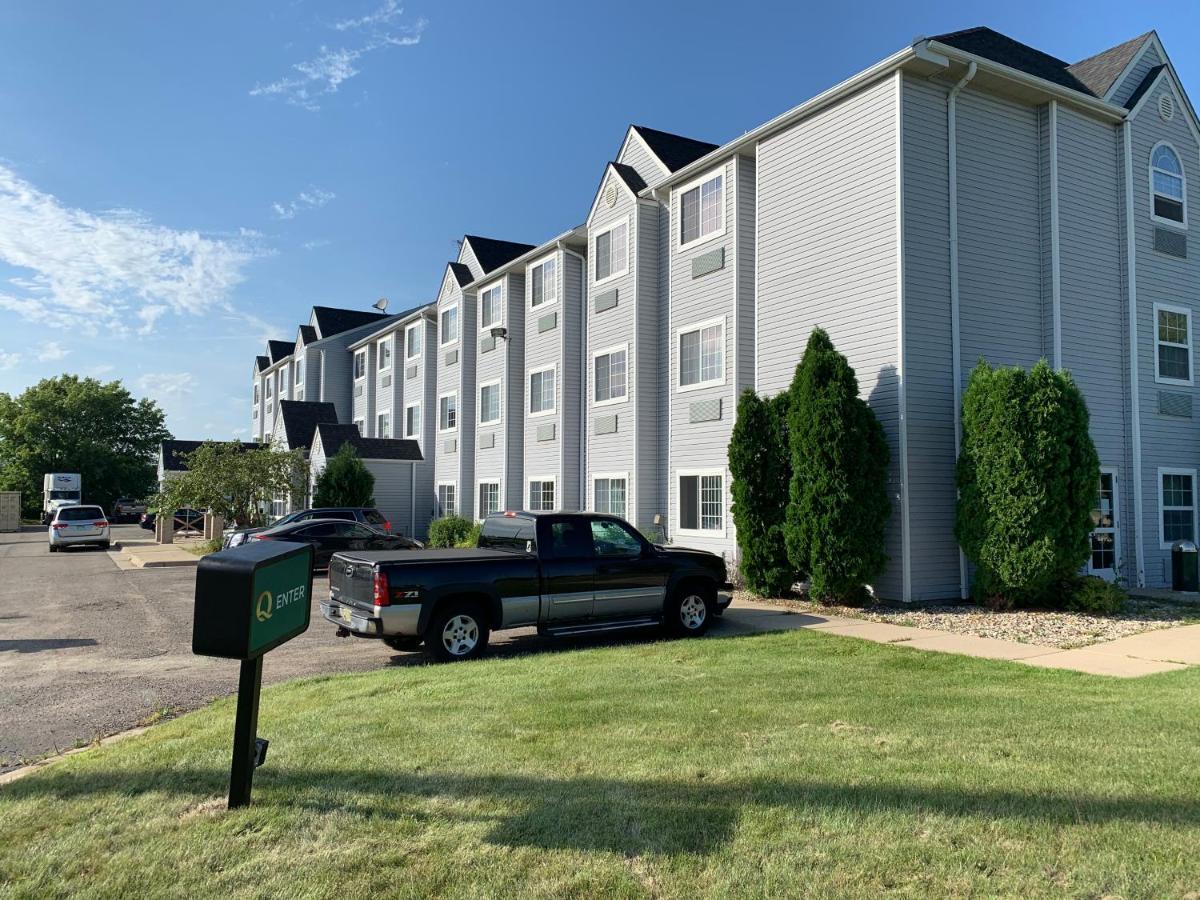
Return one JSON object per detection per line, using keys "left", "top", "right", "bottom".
{"left": 57, "top": 507, "right": 104, "bottom": 521}
{"left": 479, "top": 517, "right": 536, "bottom": 553}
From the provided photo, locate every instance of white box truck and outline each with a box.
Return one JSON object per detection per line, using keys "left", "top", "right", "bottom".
{"left": 43, "top": 473, "right": 82, "bottom": 524}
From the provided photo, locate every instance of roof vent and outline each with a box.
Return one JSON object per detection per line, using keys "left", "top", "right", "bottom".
{"left": 604, "top": 181, "right": 618, "bottom": 208}
{"left": 1160, "top": 94, "right": 1175, "bottom": 122}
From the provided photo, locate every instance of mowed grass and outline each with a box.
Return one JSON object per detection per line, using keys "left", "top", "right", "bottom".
{"left": 3, "top": 630, "right": 1200, "bottom": 899}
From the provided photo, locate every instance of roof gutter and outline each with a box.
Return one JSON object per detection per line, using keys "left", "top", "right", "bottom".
{"left": 346, "top": 305, "right": 437, "bottom": 351}
{"left": 467, "top": 224, "right": 588, "bottom": 288}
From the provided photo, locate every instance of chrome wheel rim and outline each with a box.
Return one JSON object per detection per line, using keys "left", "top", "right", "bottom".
{"left": 680, "top": 595, "right": 707, "bottom": 630}
{"left": 441, "top": 614, "right": 479, "bottom": 656}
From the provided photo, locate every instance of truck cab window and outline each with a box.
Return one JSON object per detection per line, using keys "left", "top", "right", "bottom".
{"left": 545, "top": 519, "right": 593, "bottom": 559}
{"left": 590, "top": 520, "right": 643, "bottom": 558}
{"left": 479, "top": 518, "right": 536, "bottom": 552}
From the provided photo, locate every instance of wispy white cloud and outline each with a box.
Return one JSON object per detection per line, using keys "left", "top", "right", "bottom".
{"left": 138, "top": 371, "right": 193, "bottom": 400}
{"left": 37, "top": 341, "right": 69, "bottom": 362}
{"left": 272, "top": 187, "right": 335, "bottom": 220}
{"left": 0, "top": 163, "right": 261, "bottom": 336}
{"left": 302, "top": 238, "right": 331, "bottom": 250}
{"left": 250, "top": 3, "right": 426, "bottom": 111}
{"left": 0, "top": 350, "right": 20, "bottom": 370}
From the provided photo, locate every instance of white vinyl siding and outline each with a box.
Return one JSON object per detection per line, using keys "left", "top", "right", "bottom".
{"left": 529, "top": 366, "right": 555, "bottom": 416}
{"left": 440, "top": 304, "right": 459, "bottom": 345}
{"left": 679, "top": 171, "right": 724, "bottom": 248}
{"left": 530, "top": 257, "right": 557, "bottom": 308}
{"left": 479, "top": 380, "right": 501, "bottom": 425}
{"left": 593, "top": 345, "right": 628, "bottom": 405}
{"left": 1159, "top": 468, "right": 1197, "bottom": 548}
{"left": 593, "top": 476, "right": 628, "bottom": 519}
{"left": 594, "top": 220, "right": 628, "bottom": 284}
{"left": 677, "top": 319, "right": 724, "bottom": 390}
{"left": 528, "top": 478, "right": 555, "bottom": 511}
{"left": 1154, "top": 303, "right": 1192, "bottom": 385}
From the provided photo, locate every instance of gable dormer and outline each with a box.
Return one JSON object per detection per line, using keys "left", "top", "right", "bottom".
{"left": 586, "top": 161, "right": 646, "bottom": 226}
{"left": 616, "top": 125, "right": 719, "bottom": 187}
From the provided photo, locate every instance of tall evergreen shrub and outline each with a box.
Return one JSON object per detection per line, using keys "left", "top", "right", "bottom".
{"left": 313, "top": 443, "right": 375, "bottom": 508}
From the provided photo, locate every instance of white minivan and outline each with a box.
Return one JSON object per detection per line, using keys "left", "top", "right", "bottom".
{"left": 48, "top": 505, "right": 111, "bottom": 552}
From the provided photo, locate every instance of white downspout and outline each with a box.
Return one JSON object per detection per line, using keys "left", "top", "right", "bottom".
{"left": 948, "top": 60, "right": 976, "bottom": 600}
{"left": 1123, "top": 121, "right": 1146, "bottom": 588}
{"left": 410, "top": 462, "right": 416, "bottom": 538}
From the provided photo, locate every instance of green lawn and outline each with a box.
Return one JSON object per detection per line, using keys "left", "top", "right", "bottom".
{"left": 3, "top": 630, "right": 1200, "bottom": 898}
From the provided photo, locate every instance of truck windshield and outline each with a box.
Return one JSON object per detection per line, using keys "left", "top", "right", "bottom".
{"left": 479, "top": 518, "right": 536, "bottom": 553}
{"left": 50, "top": 490, "right": 81, "bottom": 500}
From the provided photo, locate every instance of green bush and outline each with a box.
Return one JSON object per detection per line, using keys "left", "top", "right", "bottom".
{"left": 313, "top": 443, "right": 375, "bottom": 508}
{"left": 455, "top": 523, "right": 482, "bottom": 549}
{"left": 956, "top": 360, "right": 1100, "bottom": 607}
{"left": 729, "top": 389, "right": 795, "bottom": 596}
{"left": 1061, "top": 575, "right": 1126, "bottom": 615}
{"left": 784, "top": 328, "right": 891, "bottom": 604}
{"left": 427, "top": 515, "right": 476, "bottom": 548}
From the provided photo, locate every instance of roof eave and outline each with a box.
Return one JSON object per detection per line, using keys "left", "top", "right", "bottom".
{"left": 346, "top": 304, "right": 437, "bottom": 350}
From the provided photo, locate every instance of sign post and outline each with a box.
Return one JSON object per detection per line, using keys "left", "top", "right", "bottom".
{"left": 192, "top": 540, "right": 314, "bottom": 809}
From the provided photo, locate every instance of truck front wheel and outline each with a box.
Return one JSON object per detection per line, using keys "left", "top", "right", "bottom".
{"left": 426, "top": 601, "right": 490, "bottom": 663}
{"left": 666, "top": 584, "right": 714, "bottom": 638}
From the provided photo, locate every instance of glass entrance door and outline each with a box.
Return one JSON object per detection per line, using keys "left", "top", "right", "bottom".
{"left": 1088, "top": 469, "right": 1119, "bottom": 582}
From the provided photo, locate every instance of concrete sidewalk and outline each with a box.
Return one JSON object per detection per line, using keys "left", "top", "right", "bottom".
{"left": 732, "top": 600, "right": 1195, "bottom": 678}
{"left": 110, "top": 537, "right": 202, "bottom": 569}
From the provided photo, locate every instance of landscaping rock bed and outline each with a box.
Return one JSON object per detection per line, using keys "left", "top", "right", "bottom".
{"left": 740, "top": 590, "right": 1200, "bottom": 649}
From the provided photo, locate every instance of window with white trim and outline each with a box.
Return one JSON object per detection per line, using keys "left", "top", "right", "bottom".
{"left": 1161, "top": 469, "right": 1196, "bottom": 546}
{"left": 594, "top": 477, "right": 627, "bottom": 519}
{"left": 528, "top": 479, "right": 555, "bottom": 511}
{"left": 594, "top": 221, "right": 628, "bottom": 283}
{"left": 377, "top": 337, "right": 392, "bottom": 371}
{"left": 593, "top": 348, "right": 627, "bottom": 404}
{"left": 440, "top": 305, "right": 459, "bottom": 345}
{"left": 404, "top": 403, "right": 420, "bottom": 439}
{"left": 353, "top": 350, "right": 366, "bottom": 380}
{"left": 438, "top": 393, "right": 457, "bottom": 431}
{"left": 530, "top": 257, "right": 558, "bottom": 308}
{"left": 265, "top": 379, "right": 272, "bottom": 398}
{"left": 253, "top": 384, "right": 259, "bottom": 404}
{"left": 1155, "top": 304, "right": 1192, "bottom": 384}
{"left": 679, "top": 172, "right": 724, "bottom": 246}
{"left": 479, "top": 381, "right": 501, "bottom": 425}
{"left": 294, "top": 359, "right": 303, "bottom": 385}
{"left": 353, "top": 418, "right": 364, "bottom": 435}
{"left": 437, "top": 483, "right": 457, "bottom": 518}
{"left": 529, "top": 367, "right": 555, "bottom": 415}
{"left": 679, "top": 320, "right": 724, "bottom": 389}
{"left": 679, "top": 472, "right": 724, "bottom": 532}
{"left": 1151, "top": 143, "right": 1186, "bottom": 225}
{"left": 405, "top": 323, "right": 422, "bottom": 360}
{"left": 377, "top": 412, "right": 391, "bottom": 438}
{"left": 478, "top": 482, "right": 501, "bottom": 519}
{"left": 480, "top": 285, "right": 502, "bottom": 330}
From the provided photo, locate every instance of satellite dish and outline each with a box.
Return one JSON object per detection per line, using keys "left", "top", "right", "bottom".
{"left": 373, "top": 298, "right": 388, "bottom": 312}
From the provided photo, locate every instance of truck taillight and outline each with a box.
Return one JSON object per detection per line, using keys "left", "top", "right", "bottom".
{"left": 373, "top": 570, "right": 390, "bottom": 607}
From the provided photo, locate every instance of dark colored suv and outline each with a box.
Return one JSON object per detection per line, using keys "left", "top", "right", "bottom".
{"left": 223, "top": 507, "right": 391, "bottom": 548}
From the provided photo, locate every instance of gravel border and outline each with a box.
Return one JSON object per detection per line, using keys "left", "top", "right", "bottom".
{"left": 739, "top": 590, "right": 1200, "bottom": 649}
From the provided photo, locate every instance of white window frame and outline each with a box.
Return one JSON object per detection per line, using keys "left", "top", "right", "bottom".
{"left": 476, "top": 479, "right": 502, "bottom": 521}
{"left": 437, "top": 391, "right": 458, "bottom": 433}
{"left": 405, "top": 322, "right": 422, "bottom": 361}
{"left": 376, "top": 411, "right": 391, "bottom": 439}
{"left": 592, "top": 342, "right": 630, "bottom": 408}
{"left": 353, "top": 349, "right": 367, "bottom": 381}
{"left": 404, "top": 402, "right": 421, "bottom": 439}
{"left": 1158, "top": 466, "right": 1198, "bottom": 550}
{"left": 528, "top": 253, "right": 559, "bottom": 310}
{"left": 437, "top": 481, "right": 458, "bottom": 518}
{"left": 591, "top": 472, "right": 630, "bottom": 520}
{"left": 527, "top": 475, "right": 557, "bottom": 512}
{"left": 528, "top": 364, "right": 557, "bottom": 418}
{"left": 479, "top": 282, "right": 504, "bottom": 332}
{"left": 376, "top": 336, "right": 392, "bottom": 372}
{"left": 353, "top": 418, "right": 364, "bottom": 435}
{"left": 593, "top": 217, "right": 629, "bottom": 286}
{"left": 294, "top": 358, "right": 304, "bottom": 385}
{"left": 675, "top": 468, "right": 727, "bottom": 537}
{"left": 253, "top": 384, "right": 260, "bottom": 404}
{"left": 1149, "top": 140, "right": 1188, "bottom": 229}
{"left": 1154, "top": 302, "right": 1193, "bottom": 386}
{"left": 440, "top": 303, "right": 460, "bottom": 347}
{"left": 675, "top": 316, "right": 726, "bottom": 393}
{"left": 676, "top": 168, "right": 726, "bottom": 250}
{"left": 478, "top": 378, "right": 502, "bottom": 426}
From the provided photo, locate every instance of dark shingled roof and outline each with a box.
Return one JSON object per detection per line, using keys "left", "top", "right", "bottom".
{"left": 610, "top": 162, "right": 647, "bottom": 194}
{"left": 298, "top": 324, "right": 318, "bottom": 344}
{"left": 267, "top": 340, "right": 294, "bottom": 364}
{"left": 277, "top": 400, "right": 339, "bottom": 451}
{"left": 311, "top": 306, "right": 392, "bottom": 339}
{"left": 631, "top": 125, "right": 719, "bottom": 173}
{"left": 932, "top": 27, "right": 1094, "bottom": 95}
{"left": 255, "top": 355, "right": 269, "bottom": 373}
{"left": 1067, "top": 31, "right": 1154, "bottom": 98}
{"left": 463, "top": 235, "right": 537, "bottom": 274}
{"left": 314, "top": 423, "right": 424, "bottom": 462}
{"left": 449, "top": 261, "right": 474, "bottom": 288}
{"left": 160, "top": 439, "right": 259, "bottom": 472}
{"left": 1123, "top": 64, "right": 1166, "bottom": 111}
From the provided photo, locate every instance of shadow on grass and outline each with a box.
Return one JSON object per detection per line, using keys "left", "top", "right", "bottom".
{"left": 4, "top": 765, "right": 1196, "bottom": 857}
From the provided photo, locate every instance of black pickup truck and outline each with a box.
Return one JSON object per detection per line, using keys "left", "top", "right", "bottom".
{"left": 322, "top": 511, "right": 734, "bottom": 661}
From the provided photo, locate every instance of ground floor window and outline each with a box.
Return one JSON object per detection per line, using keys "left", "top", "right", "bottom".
{"left": 528, "top": 479, "right": 555, "bottom": 511}
{"left": 437, "top": 483, "right": 456, "bottom": 518}
{"left": 1160, "top": 468, "right": 1196, "bottom": 548}
{"left": 594, "top": 476, "right": 627, "bottom": 520}
{"left": 1089, "top": 470, "right": 1117, "bottom": 576}
{"left": 678, "top": 471, "right": 723, "bottom": 532}
{"left": 478, "top": 481, "right": 501, "bottom": 519}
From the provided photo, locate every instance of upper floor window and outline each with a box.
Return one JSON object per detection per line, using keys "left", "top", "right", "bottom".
{"left": 595, "top": 220, "right": 628, "bottom": 283}
{"left": 405, "top": 323, "right": 422, "bottom": 360}
{"left": 479, "top": 380, "right": 502, "bottom": 425}
{"left": 440, "top": 304, "right": 459, "bottom": 346}
{"left": 405, "top": 403, "right": 421, "bottom": 439}
{"left": 531, "top": 257, "right": 558, "bottom": 308}
{"left": 480, "top": 284, "right": 503, "bottom": 330}
{"left": 1151, "top": 143, "right": 1187, "bottom": 226}
{"left": 265, "top": 379, "right": 273, "bottom": 398}
{"left": 294, "top": 360, "right": 303, "bottom": 385}
{"left": 594, "top": 346, "right": 628, "bottom": 405}
{"left": 253, "top": 384, "right": 260, "bottom": 404}
{"left": 678, "top": 319, "right": 724, "bottom": 390}
{"left": 679, "top": 172, "right": 724, "bottom": 247}
{"left": 1155, "top": 303, "right": 1192, "bottom": 386}
{"left": 377, "top": 337, "right": 392, "bottom": 371}
{"left": 377, "top": 412, "right": 391, "bottom": 439}
{"left": 353, "top": 350, "right": 366, "bottom": 380}
{"left": 438, "top": 393, "right": 457, "bottom": 431}
{"left": 529, "top": 367, "right": 556, "bottom": 416}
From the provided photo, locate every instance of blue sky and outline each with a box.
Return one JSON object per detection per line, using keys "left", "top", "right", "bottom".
{"left": 1, "top": 0, "right": 1197, "bottom": 438}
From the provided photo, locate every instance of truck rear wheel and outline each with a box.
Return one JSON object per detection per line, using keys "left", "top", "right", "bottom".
{"left": 666, "top": 584, "right": 714, "bottom": 638}
{"left": 425, "top": 601, "right": 489, "bottom": 663}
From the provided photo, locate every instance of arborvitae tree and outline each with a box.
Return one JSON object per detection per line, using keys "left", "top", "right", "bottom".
{"left": 956, "top": 359, "right": 1099, "bottom": 606}
{"left": 785, "top": 328, "right": 891, "bottom": 603}
{"left": 729, "top": 388, "right": 794, "bottom": 596}
{"left": 313, "top": 442, "right": 375, "bottom": 508}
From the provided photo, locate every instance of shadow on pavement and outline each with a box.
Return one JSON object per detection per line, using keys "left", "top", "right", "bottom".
{"left": 0, "top": 638, "right": 99, "bottom": 653}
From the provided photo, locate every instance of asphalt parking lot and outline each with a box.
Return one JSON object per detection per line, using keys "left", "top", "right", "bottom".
{"left": 0, "top": 525, "right": 777, "bottom": 772}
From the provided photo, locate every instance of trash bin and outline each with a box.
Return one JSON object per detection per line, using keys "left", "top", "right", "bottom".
{"left": 1171, "top": 540, "right": 1198, "bottom": 592}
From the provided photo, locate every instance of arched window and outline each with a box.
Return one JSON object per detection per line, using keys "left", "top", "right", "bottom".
{"left": 1151, "top": 142, "right": 1187, "bottom": 226}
